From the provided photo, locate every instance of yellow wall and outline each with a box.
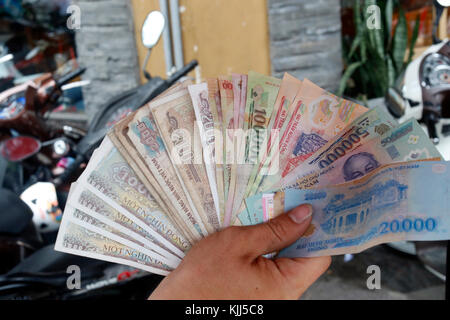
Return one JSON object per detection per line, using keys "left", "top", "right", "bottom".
{"left": 130, "top": 0, "right": 271, "bottom": 82}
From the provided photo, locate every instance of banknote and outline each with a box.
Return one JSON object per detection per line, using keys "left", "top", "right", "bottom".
{"left": 67, "top": 185, "right": 187, "bottom": 260}
{"left": 256, "top": 79, "right": 369, "bottom": 194}
{"left": 243, "top": 71, "right": 282, "bottom": 168}
{"left": 112, "top": 117, "right": 200, "bottom": 244}
{"left": 110, "top": 114, "right": 199, "bottom": 244}
{"left": 78, "top": 136, "right": 191, "bottom": 256}
{"left": 278, "top": 106, "right": 398, "bottom": 188}
{"left": 230, "top": 75, "right": 249, "bottom": 223}
{"left": 226, "top": 74, "right": 249, "bottom": 227}
{"left": 109, "top": 115, "right": 165, "bottom": 209}
{"left": 79, "top": 138, "right": 190, "bottom": 251}
{"left": 245, "top": 161, "right": 450, "bottom": 257}
{"left": 55, "top": 211, "right": 171, "bottom": 276}
{"left": 292, "top": 119, "right": 442, "bottom": 190}
{"left": 232, "top": 74, "right": 243, "bottom": 131}
{"left": 149, "top": 89, "right": 221, "bottom": 233}
{"left": 125, "top": 107, "right": 208, "bottom": 239}
{"left": 207, "top": 78, "right": 224, "bottom": 124}
{"left": 234, "top": 73, "right": 297, "bottom": 225}
{"left": 207, "top": 78, "right": 225, "bottom": 223}
{"left": 223, "top": 77, "right": 239, "bottom": 228}
{"left": 244, "top": 73, "right": 303, "bottom": 200}
{"left": 235, "top": 74, "right": 248, "bottom": 129}
{"left": 240, "top": 192, "right": 279, "bottom": 224}
{"left": 245, "top": 107, "right": 399, "bottom": 225}
{"left": 188, "top": 83, "right": 221, "bottom": 225}
{"left": 64, "top": 204, "right": 180, "bottom": 268}
{"left": 240, "top": 76, "right": 248, "bottom": 127}
{"left": 218, "top": 75, "right": 235, "bottom": 205}
{"left": 229, "top": 71, "right": 281, "bottom": 226}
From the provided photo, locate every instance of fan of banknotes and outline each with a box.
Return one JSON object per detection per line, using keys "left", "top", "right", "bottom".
{"left": 55, "top": 71, "right": 450, "bottom": 276}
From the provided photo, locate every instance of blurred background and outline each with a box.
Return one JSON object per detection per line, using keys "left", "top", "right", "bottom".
{"left": 2, "top": 0, "right": 448, "bottom": 119}
{"left": 0, "top": 0, "right": 448, "bottom": 300}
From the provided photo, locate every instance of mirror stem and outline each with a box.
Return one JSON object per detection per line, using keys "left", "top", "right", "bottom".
{"left": 142, "top": 48, "right": 152, "bottom": 80}
{"left": 433, "top": 0, "right": 445, "bottom": 44}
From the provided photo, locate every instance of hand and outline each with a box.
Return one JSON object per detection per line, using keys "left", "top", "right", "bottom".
{"left": 149, "top": 204, "right": 331, "bottom": 300}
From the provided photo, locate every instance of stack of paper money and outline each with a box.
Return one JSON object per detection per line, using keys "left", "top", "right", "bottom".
{"left": 55, "top": 72, "right": 450, "bottom": 275}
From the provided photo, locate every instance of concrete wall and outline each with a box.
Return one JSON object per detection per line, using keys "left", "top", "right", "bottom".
{"left": 73, "top": 0, "right": 140, "bottom": 118}
{"left": 74, "top": 0, "right": 344, "bottom": 118}
{"left": 130, "top": 0, "right": 272, "bottom": 82}
{"left": 267, "top": 0, "right": 343, "bottom": 91}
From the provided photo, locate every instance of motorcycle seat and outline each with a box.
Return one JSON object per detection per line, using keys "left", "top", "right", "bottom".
{"left": 6, "top": 244, "right": 109, "bottom": 276}
{"left": 0, "top": 188, "right": 33, "bottom": 235}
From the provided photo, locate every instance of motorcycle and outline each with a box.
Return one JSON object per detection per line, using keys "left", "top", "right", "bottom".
{"left": 385, "top": 0, "right": 449, "bottom": 282}
{"left": 386, "top": 0, "right": 450, "bottom": 159}
{"left": 0, "top": 10, "right": 197, "bottom": 299}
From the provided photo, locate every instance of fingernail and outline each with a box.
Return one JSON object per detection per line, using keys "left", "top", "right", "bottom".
{"left": 288, "top": 204, "right": 313, "bottom": 224}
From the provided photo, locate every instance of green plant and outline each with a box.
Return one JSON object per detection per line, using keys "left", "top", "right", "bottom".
{"left": 339, "top": 0, "right": 420, "bottom": 99}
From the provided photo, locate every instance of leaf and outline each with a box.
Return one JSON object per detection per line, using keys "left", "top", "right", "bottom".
{"left": 373, "top": 22, "right": 385, "bottom": 58}
{"left": 392, "top": 6, "right": 408, "bottom": 74}
{"left": 363, "top": 49, "right": 389, "bottom": 97}
{"left": 406, "top": 14, "right": 420, "bottom": 65}
{"left": 354, "top": 0, "right": 362, "bottom": 35}
{"left": 341, "top": 0, "right": 410, "bottom": 98}
{"left": 351, "top": 1, "right": 367, "bottom": 62}
{"left": 385, "top": 0, "right": 394, "bottom": 48}
{"left": 360, "top": 30, "right": 368, "bottom": 62}
{"left": 387, "top": 55, "right": 396, "bottom": 86}
{"left": 358, "top": 63, "right": 370, "bottom": 95}
{"left": 364, "top": 0, "right": 384, "bottom": 58}
{"left": 349, "top": 34, "right": 362, "bottom": 60}
{"left": 338, "top": 61, "right": 364, "bottom": 96}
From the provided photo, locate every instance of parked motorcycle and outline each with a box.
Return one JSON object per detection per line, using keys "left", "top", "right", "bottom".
{"left": 385, "top": 0, "right": 449, "bottom": 282}
{"left": 0, "top": 10, "right": 197, "bottom": 299}
{"left": 386, "top": 0, "right": 450, "bottom": 159}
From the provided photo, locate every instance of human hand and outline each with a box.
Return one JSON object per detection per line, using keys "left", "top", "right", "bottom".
{"left": 149, "top": 204, "right": 331, "bottom": 300}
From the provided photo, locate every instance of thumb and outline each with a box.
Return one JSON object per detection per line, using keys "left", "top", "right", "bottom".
{"left": 243, "top": 203, "right": 313, "bottom": 257}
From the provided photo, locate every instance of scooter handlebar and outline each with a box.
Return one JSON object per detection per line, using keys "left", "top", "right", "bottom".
{"left": 167, "top": 60, "right": 198, "bottom": 86}
{"left": 55, "top": 67, "right": 87, "bottom": 89}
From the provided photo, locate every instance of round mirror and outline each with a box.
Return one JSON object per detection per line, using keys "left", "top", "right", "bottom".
{"left": 141, "top": 11, "right": 165, "bottom": 49}
{"left": 0, "top": 136, "right": 41, "bottom": 162}
{"left": 437, "top": 0, "right": 450, "bottom": 7}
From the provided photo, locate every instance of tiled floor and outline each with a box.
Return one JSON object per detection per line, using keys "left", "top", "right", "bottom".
{"left": 301, "top": 245, "right": 446, "bottom": 300}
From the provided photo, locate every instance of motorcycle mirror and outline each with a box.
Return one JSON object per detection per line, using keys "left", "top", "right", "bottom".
{"left": 436, "top": 0, "right": 450, "bottom": 7}
{"left": 0, "top": 136, "right": 41, "bottom": 162}
{"left": 141, "top": 11, "right": 165, "bottom": 49}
